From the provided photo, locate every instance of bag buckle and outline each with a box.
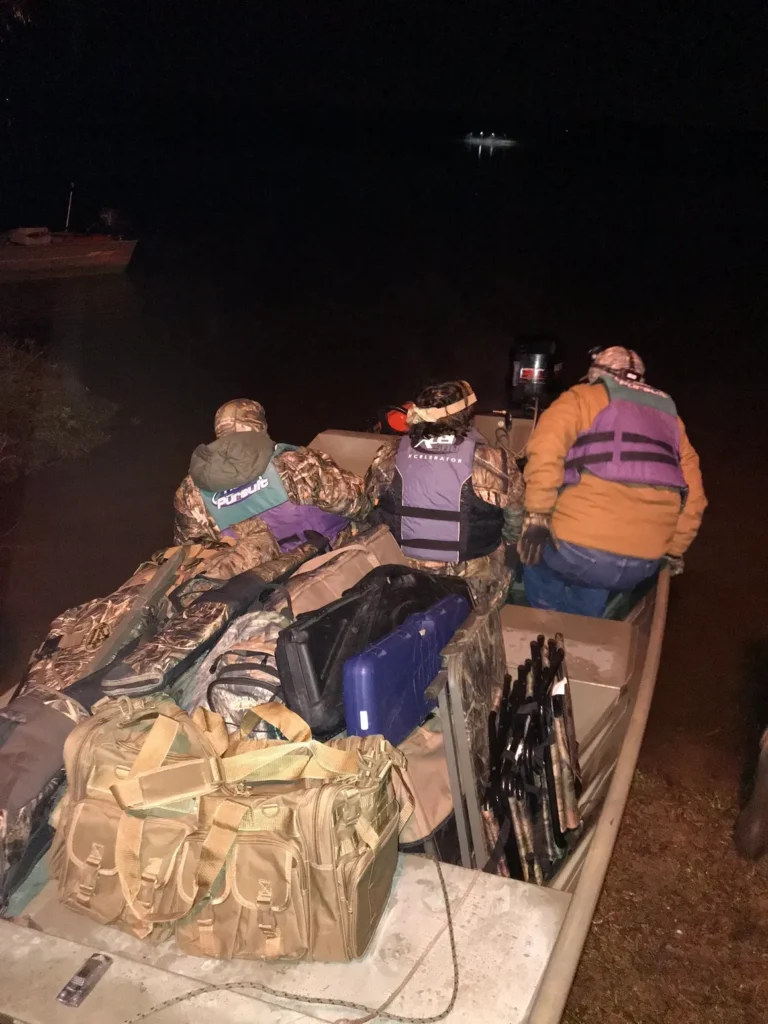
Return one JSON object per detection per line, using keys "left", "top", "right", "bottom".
{"left": 256, "top": 879, "right": 276, "bottom": 935}
{"left": 342, "top": 799, "right": 359, "bottom": 825}
{"left": 136, "top": 858, "right": 162, "bottom": 910}
{"left": 76, "top": 843, "right": 105, "bottom": 905}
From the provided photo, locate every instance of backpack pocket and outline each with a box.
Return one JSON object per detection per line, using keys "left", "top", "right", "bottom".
{"left": 57, "top": 798, "right": 195, "bottom": 929}
{"left": 176, "top": 832, "right": 309, "bottom": 960}
{"left": 339, "top": 811, "right": 400, "bottom": 959}
{"left": 57, "top": 799, "right": 125, "bottom": 924}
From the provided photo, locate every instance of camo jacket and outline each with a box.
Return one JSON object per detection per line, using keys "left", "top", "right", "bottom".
{"left": 365, "top": 438, "right": 525, "bottom": 611}
{"left": 173, "top": 447, "right": 372, "bottom": 546}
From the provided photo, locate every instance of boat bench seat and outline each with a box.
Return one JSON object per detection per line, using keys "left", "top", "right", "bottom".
{"left": 507, "top": 569, "right": 656, "bottom": 621}
{"left": 499, "top": 604, "right": 637, "bottom": 694}
{"left": 500, "top": 601, "right": 640, "bottom": 757}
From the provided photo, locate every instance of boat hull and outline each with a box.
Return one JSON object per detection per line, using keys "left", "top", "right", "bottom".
{"left": 0, "top": 414, "right": 668, "bottom": 1024}
{"left": 0, "top": 237, "right": 136, "bottom": 280}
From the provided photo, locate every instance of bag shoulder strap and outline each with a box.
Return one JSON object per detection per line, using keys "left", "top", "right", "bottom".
{"left": 238, "top": 702, "right": 311, "bottom": 742}
{"left": 111, "top": 736, "right": 364, "bottom": 810}
{"left": 293, "top": 543, "right": 379, "bottom": 575}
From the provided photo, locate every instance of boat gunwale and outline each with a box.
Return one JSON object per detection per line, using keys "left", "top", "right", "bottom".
{"left": 526, "top": 567, "right": 670, "bottom": 1024}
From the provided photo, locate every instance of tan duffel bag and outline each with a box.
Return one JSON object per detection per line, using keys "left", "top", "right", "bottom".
{"left": 276, "top": 524, "right": 407, "bottom": 617}
{"left": 51, "top": 697, "right": 411, "bottom": 961}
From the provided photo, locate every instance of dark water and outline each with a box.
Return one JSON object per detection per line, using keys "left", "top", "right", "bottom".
{"left": 1, "top": 113, "right": 768, "bottom": 768}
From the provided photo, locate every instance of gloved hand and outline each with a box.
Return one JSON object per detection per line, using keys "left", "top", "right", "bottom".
{"left": 664, "top": 554, "right": 684, "bottom": 577}
{"left": 504, "top": 542, "right": 520, "bottom": 573}
{"left": 517, "top": 512, "right": 553, "bottom": 567}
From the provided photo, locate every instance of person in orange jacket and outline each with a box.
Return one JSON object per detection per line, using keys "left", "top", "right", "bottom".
{"left": 518, "top": 346, "right": 707, "bottom": 616}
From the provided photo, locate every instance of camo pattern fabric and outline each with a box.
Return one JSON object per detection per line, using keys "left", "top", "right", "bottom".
{"left": 21, "top": 560, "right": 167, "bottom": 694}
{"left": 397, "top": 541, "right": 513, "bottom": 614}
{"left": 214, "top": 398, "right": 267, "bottom": 436}
{"left": 109, "top": 543, "right": 323, "bottom": 694}
{"left": 173, "top": 447, "right": 371, "bottom": 546}
{"left": 12, "top": 684, "right": 89, "bottom": 727}
{"left": 20, "top": 533, "right": 279, "bottom": 695}
{"left": 172, "top": 606, "right": 288, "bottom": 720}
{"left": 441, "top": 608, "right": 506, "bottom": 863}
{"left": 365, "top": 438, "right": 524, "bottom": 610}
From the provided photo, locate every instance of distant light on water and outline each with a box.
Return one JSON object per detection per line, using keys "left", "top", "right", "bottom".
{"left": 462, "top": 131, "right": 519, "bottom": 157}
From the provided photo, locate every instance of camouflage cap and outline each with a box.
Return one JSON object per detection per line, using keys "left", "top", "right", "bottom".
{"left": 587, "top": 347, "right": 646, "bottom": 384}
{"left": 214, "top": 399, "right": 268, "bottom": 437}
{"left": 407, "top": 380, "right": 477, "bottom": 425}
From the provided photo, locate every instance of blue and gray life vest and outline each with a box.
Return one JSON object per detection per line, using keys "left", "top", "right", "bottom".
{"left": 562, "top": 376, "right": 687, "bottom": 494}
{"left": 375, "top": 434, "right": 504, "bottom": 563}
{"left": 200, "top": 443, "right": 349, "bottom": 551}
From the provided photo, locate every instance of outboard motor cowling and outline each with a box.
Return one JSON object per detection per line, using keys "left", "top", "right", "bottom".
{"left": 507, "top": 334, "right": 563, "bottom": 417}
{"left": 97, "top": 208, "right": 134, "bottom": 239}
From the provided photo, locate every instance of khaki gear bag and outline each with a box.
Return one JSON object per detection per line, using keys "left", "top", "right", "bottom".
{"left": 274, "top": 525, "right": 407, "bottom": 616}
{"left": 395, "top": 723, "right": 454, "bottom": 847}
{"left": 51, "top": 697, "right": 412, "bottom": 961}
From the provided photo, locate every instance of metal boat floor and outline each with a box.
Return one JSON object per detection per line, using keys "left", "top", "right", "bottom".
{"left": 1, "top": 856, "right": 569, "bottom": 1024}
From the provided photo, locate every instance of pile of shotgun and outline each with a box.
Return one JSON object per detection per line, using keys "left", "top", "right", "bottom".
{"left": 482, "top": 632, "right": 583, "bottom": 883}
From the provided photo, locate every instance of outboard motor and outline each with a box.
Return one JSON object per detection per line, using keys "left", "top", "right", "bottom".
{"left": 506, "top": 334, "right": 563, "bottom": 418}
{"left": 97, "top": 208, "right": 134, "bottom": 239}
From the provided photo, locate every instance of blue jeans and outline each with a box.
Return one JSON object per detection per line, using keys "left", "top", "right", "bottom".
{"left": 523, "top": 540, "right": 660, "bottom": 617}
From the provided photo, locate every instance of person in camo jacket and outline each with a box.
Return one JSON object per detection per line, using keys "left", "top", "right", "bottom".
{"left": 174, "top": 398, "right": 371, "bottom": 551}
{"left": 518, "top": 346, "right": 707, "bottom": 617}
{"left": 365, "top": 379, "right": 525, "bottom": 612}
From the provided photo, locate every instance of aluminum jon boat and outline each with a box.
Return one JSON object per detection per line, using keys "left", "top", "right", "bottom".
{"left": 0, "top": 233, "right": 136, "bottom": 280}
{"left": 0, "top": 414, "right": 668, "bottom": 1024}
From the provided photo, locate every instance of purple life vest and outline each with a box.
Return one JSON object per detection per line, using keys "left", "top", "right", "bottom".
{"left": 562, "top": 376, "right": 687, "bottom": 494}
{"left": 376, "top": 434, "right": 504, "bottom": 562}
{"left": 257, "top": 502, "right": 349, "bottom": 552}
{"left": 219, "top": 504, "right": 347, "bottom": 551}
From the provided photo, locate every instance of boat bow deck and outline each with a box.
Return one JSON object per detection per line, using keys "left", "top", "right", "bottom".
{"left": 1, "top": 856, "right": 569, "bottom": 1023}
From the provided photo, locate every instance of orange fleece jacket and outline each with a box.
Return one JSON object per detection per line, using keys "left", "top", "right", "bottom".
{"left": 524, "top": 383, "right": 707, "bottom": 559}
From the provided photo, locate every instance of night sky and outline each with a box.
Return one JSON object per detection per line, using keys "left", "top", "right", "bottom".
{"left": 4, "top": 0, "right": 768, "bottom": 129}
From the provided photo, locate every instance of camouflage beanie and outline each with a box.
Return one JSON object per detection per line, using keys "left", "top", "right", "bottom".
{"left": 407, "top": 380, "right": 477, "bottom": 440}
{"left": 214, "top": 399, "right": 268, "bottom": 437}
{"left": 587, "top": 347, "right": 646, "bottom": 384}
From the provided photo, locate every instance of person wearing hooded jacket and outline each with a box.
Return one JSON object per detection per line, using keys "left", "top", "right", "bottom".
{"left": 518, "top": 346, "right": 707, "bottom": 617}
{"left": 365, "top": 380, "right": 525, "bottom": 611}
{"left": 173, "top": 398, "right": 371, "bottom": 550}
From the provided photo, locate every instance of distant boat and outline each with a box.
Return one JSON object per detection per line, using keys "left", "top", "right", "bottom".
{"left": 0, "top": 228, "right": 136, "bottom": 280}
{"left": 464, "top": 132, "right": 518, "bottom": 149}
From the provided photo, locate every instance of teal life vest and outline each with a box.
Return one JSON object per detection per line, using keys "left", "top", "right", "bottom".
{"left": 199, "top": 443, "right": 298, "bottom": 531}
